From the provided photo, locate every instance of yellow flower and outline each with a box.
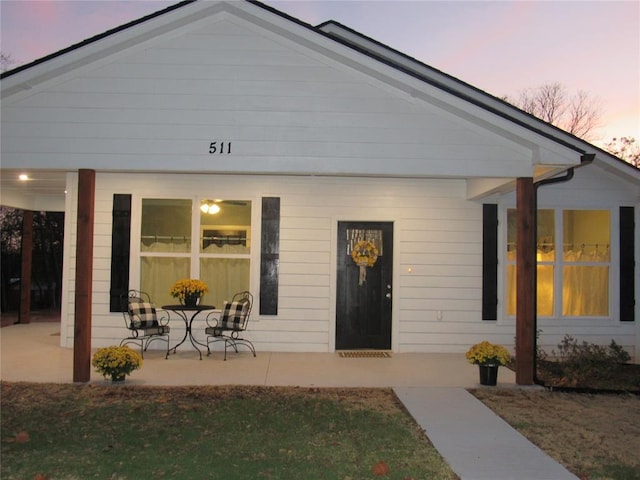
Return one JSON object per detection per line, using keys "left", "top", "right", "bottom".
{"left": 465, "top": 341, "right": 510, "bottom": 366}
{"left": 92, "top": 346, "right": 142, "bottom": 378}
{"left": 169, "top": 279, "right": 209, "bottom": 300}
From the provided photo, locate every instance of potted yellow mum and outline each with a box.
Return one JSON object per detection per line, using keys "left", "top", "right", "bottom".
{"left": 92, "top": 345, "right": 143, "bottom": 382}
{"left": 465, "top": 341, "right": 510, "bottom": 386}
{"left": 170, "top": 278, "right": 209, "bottom": 307}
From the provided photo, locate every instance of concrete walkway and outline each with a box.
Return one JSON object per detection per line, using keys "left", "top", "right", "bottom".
{"left": 1, "top": 321, "right": 578, "bottom": 479}
{"left": 395, "top": 387, "right": 578, "bottom": 480}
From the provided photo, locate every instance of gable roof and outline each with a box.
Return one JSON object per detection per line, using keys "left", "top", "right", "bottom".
{"left": 1, "top": 0, "right": 637, "bottom": 206}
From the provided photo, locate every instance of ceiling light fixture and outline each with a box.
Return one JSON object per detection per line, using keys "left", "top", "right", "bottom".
{"left": 200, "top": 201, "right": 221, "bottom": 215}
{"left": 19, "top": 174, "right": 29, "bottom": 181}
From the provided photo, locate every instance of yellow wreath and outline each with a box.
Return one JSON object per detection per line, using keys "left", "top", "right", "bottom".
{"left": 351, "top": 240, "right": 379, "bottom": 267}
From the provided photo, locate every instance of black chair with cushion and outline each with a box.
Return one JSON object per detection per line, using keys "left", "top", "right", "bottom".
{"left": 204, "top": 291, "right": 255, "bottom": 360}
{"left": 120, "top": 290, "right": 170, "bottom": 359}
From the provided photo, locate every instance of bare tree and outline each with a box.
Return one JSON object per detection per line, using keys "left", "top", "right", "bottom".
{"left": 605, "top": 137, "right": 640, "bottom": 168}
{"left": 565, "top": 90, "right": 603, "bottom": 139}
{"left": 1, "top": 52, "right": 15, "bottom": 72}
{"left": 506, "top": 82, "right": 602, "bottom": 140}
{"left": 518, "top": 82, "right": 566, "bottom": 125}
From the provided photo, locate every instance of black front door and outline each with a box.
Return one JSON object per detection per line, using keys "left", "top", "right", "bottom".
{"left": 336, "top": 221, "right": 393, "bottom": 350}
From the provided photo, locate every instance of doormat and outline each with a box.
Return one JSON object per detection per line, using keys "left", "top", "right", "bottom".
{"left": 338, "top": 351, "right": 391, "bottom": 358}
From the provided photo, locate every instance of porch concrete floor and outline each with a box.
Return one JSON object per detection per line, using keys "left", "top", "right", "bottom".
{"left": 0, "top": 321, "right": 515, "bottom": 387}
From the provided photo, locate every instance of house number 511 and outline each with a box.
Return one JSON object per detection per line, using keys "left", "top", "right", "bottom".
{"left": 209, "top": 141, "right": 231, "bottom": 154}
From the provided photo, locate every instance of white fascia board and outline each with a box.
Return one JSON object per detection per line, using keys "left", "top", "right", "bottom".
{"left": 592, "top": 154, "right": 640, "bottom": 186}
{"left": 365, "top": 73, "right": 583, "bottom": 169}
{"left": 534, "top": 144, "right": 583, "bottom": 167}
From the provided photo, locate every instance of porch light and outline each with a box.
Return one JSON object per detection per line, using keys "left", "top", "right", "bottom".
{"left": 200, "top": 201, "right": 220, "bottom": 215}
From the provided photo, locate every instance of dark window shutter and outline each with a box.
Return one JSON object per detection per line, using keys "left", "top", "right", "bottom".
{"left": 109, "top": 194, "right": 131, "bottom": 312}
{"left": 482, "top": 204, "right": 498, "bottom": 320}
{"left": 619, "top": 206, "right": 635, "bottom": 321}
{"left": 260, "top": 197, "right": 280, "bottom": 315}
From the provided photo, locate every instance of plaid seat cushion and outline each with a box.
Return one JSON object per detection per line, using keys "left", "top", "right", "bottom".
{"left": 218, "top": 300, "right": 249, "bottom": 330}
{"left": 128, "top": 301, "right": 159, "bottom": 328}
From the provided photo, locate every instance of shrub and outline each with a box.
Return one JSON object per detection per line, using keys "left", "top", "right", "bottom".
{"left": 550, "top": 335, "right": 630, "bottom": 383}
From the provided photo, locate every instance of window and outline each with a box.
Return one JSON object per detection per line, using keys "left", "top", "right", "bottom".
{"left": 506, "top": 208, "right": 610, "bottom": 317}
{"left": 562, "top": 210, "right": 610, "bottom": 316}
{"left": 139, "top": 198, "right": 251, "bottom": 307}
{"left": 199, "top": 200, "right": 251, "bottom": 308}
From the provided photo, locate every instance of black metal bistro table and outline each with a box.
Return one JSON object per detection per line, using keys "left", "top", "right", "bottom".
{"left": 162, "top": 304, "right": 215, "bottom": 360}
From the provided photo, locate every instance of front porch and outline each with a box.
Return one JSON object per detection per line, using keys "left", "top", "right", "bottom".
{"left": 0, "top": 321, "right": 515, "bottom": 387}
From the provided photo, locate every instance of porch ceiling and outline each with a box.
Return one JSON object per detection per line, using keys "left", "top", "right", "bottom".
{"left": 0, "top": 169, "right": 68, "bottom": 211}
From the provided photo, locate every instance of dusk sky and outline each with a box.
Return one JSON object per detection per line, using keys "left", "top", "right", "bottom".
{"left": 1, "top": 0, "right": 638, "bottom": 146}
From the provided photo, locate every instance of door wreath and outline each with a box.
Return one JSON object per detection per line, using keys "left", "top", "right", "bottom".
{"left": 351, "top": 240, "right": 379, "bottom": 285}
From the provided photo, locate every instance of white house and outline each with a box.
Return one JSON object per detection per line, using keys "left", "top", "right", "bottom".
{"left": 2, "top": 0, "right": 638, "bottom": 381}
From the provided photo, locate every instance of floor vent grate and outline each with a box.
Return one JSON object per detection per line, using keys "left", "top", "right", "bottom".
{"left": 338, "top": 351, "right": 391, "bottom": 358}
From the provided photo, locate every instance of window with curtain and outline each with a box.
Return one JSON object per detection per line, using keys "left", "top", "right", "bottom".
{"left": 506, "top": 208, "right": 610, "bottom": 317}
{"left": 139, "top": 198, "right": 251, "bottom": 307}
{"left": 199, "top": 199, "right": 251, "bottom": 307}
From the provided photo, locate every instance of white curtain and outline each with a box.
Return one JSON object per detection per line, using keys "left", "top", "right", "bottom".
{"left": 200, "top": 258, "right": 250, "bottom": 308}
{"left": 562, "top": 246, "right": 609, "bottom": 316}
{"left": 141, "top": 257, "right": 190, "bottom": 306}
{"left": 506, "top": 247, "right": 609, "bottom": 317}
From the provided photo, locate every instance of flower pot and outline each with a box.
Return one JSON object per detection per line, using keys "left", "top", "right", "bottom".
{"left": 478, "top": 365, "right": 499, "bottom": 386}
{"left": 111, "top": 373, "right": 126, "bottom": 382}
{"left": 182, "top": 294, "right": 201, "bottom": 308}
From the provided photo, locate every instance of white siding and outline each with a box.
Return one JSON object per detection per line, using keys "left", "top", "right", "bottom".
{"left": 2, "top": 14, "right": 536, "bottom": 178}
{"left": 58, "top": 168, "right": 637, "bottom": 358}
{"left": 60, "top": 172, "right": 513, "bottom": 354}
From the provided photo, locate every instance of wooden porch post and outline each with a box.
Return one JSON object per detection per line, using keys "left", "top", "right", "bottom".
{"left": 516, "top": 177, "right": 536, "bottom": 385}
{"left": 73, "top": 169, "right": 96, "bottom": 383}
{"left": 19, "top": 209, "right": 33, "bottom": 324}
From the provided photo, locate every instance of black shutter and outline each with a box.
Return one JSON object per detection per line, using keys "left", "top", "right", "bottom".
{"left": 260, "top": 197, "right": 280, "bottom": 315}
{"left": 482, "top": 204, "right": 498, "bottom": 320}
{"left": 619, "top": 206, "right": 635, "bottom": 321}
{"left": 109, "top": 194, "right": 131, "bottom": 312}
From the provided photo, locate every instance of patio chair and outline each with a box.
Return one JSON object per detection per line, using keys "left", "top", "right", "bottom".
{"left": 120, "top": 290, "right": 170, "bottom": 359}
{"left": 204, "top": 291, "right": 256, "bottom": 360}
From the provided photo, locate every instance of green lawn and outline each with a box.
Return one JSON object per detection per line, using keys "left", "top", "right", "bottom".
{"left": 1, "top": 382, "right": 457, "bottom": 480}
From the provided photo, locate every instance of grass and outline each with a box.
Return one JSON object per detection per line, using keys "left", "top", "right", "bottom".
{"left": 1, "top": 382, "right": 457, "bottom": 480}
{"left": 5, "top": 379, "right": 640, "bottom": 480}
{"left": 471, "top": 388, "right": 640, "bottom": 480}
